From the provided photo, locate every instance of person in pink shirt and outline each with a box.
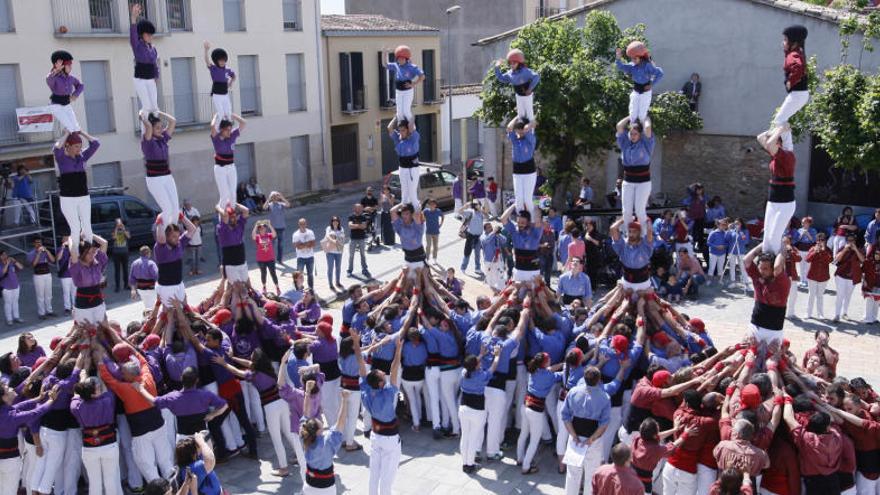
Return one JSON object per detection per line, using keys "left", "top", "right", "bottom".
{"left": 566, "top": 228, "right": 585, "bottom": 271}
{"left": 252, "top": 220, "right": 279, "bottom": 294}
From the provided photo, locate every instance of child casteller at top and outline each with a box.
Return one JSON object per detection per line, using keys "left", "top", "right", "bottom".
{"left": 772, "top": 25, "right": 809, "bottom": 152}
{"left": 383, "top": 45, "right": 425, "bottom": 125}
{"left": 494, "top": 48, "right": 540, "bottom": 122}
{"left": 615, "top": 41, "right": 664, "bottom": 125}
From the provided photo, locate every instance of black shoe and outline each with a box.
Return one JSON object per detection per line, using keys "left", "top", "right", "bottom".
{"left": 432, "top": 428, "right": 443, "bottom": 440}
{"left": 364, "top": 430, "right": 371, "bottom": 439}
{"left": 46, "top": 312, "right": 56, "bottom": 317}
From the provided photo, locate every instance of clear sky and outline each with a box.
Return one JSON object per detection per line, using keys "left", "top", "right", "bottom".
{"left": 321, "top": 0, "right": 345, "bottom": 14}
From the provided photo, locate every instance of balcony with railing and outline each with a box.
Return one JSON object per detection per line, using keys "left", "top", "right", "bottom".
{"left": 535, "top": 6, "right": 566, "bottom": 18}
{"left": 130, "top": 93, "right": 215, "bottom": 134}
{"left": 51, "top": 0, "right": 170, "bottom": 37}
{"left": 0, "top": 105, "right": 57, "bottom": 150}
{"left": 341, "top": 85, "right": 368, "bottom": 115}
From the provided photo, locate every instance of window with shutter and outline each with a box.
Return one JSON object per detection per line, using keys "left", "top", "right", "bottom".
{"left": 81, "top": 61, "right": 115, "bottom": 133}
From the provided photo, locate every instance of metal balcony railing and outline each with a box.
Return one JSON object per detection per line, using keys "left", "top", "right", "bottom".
{"left": 341, "top": 85, "right": 368, "bottom": 115}
{"left": 130, "top": 92, "right": 215, "bottom": 134}
{"left": 52, "top": 0, "right": 169, "bottom": 37}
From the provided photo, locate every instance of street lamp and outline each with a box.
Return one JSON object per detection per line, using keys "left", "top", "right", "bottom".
{"left": 445, "top": 4, "right": 464, "bottom": 203}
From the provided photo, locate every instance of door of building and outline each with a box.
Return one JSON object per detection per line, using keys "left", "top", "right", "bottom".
{"left": 331, "top": 124, "right": 359, "bottom": 184}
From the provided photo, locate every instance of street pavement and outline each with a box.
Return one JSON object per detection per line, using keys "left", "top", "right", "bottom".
{"left": 0, "top": 191, "right": 877, "bottom": 494}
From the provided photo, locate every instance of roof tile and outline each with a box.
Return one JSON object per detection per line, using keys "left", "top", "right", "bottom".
{"left": 321, "top": 14, "right": 439, "bottom": 33}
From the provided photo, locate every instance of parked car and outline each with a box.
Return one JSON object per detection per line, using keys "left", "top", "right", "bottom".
{"left": 465, "top": 157, "right": 484, "bottom": 179}
{"left": 384, "top": 164, "right": 457, "bottom": 209}
{"left": 42, "top": 187, "right": 158, "bottom": 249}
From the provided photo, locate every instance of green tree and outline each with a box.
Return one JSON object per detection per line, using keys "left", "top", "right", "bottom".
{"left": 477, "top": 12, "right": 701, "bottom": 209}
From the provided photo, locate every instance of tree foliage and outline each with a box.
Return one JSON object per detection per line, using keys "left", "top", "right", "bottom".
{"left": 477, "top": 12, "right": 702, "bottom": 206}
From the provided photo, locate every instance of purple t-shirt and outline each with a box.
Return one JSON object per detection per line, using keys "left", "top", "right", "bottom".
{"left": 211, "top": 129, "right": 240, "bottom": 156}
{"left": 54, "top": 140, "right": 100, "bottom": 175}
{"left": 142, "top": 131, "right": 171, "bottom": 162}
{"left": 129, "top": 24, "right": 158, "bottom": 68}
{"left": 309, "top": 338, "right": 339, "bottom": 364}
{"left": 217, "top": 217, "right": 245, "bottom": 247}
{"left": 209, "top": 65, "right": 235, "bottom": 84}
{"left": 46, "top": 72, "right": 84, "bottom": 98}
{"left": 70, "top": 390, "right": 115, "bottom": 428}
{"left": 279, "top": 372, "right": 324, "bottom": 429}
{"left": 154, "top": 388, "right": 226, "bottom": 416}
{"left": 164, "top": 346, "right": 197, "bottom": 383}
{"left": 244, "top": 370, "right": 276, "bottom": 392}
{"left": 68, "top": 250, "right": 109, "bottom": 288}
{"left": 0, "top": 263, "right": 19, "bottom": 290}
{"left": 17, "top": 346, "right": 45, "bottom": 368}
{"left": 154, "top": 234, "right": 190, "bottom": 264}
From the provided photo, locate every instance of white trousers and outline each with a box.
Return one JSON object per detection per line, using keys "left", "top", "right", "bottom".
{"left": 459, "top": 405, "right": 487, "bottom": 466}
{"left": 212, "top": 94, "right": 233, "bottom": 122}
{"left": 82, "top": 442, "right": 123, "bottom": 495}
{"left": 555, "top": 399, "right": 569, "bottom": 457}
{"left": 786, "top": 283, "right": 799, "bottom": 317}
{"left": 394, "top": 87, "right": 414, "bottom": 123}
{"left": 12, "top": 198, "right": 36, "bottom": 225}
{"left": 50, "top": 103, "right": 81, "bottom": 133}
{"left": 134, "top": 78, "right": 159, "bottom": 115}
{"left": 138, "top": 288, "right": 157, "bottom": 311}
{"left": 221, "top": 408, "right": 244, "bottom": 450}
{"left": 116, "top": 414, "right": 142, "bottom": 489}
{"left": 748, "top": 324, "right": 784, "bottom": 346}
{"left": 661, "top": 462, "right": 697, "bottom": 495}
{"left": 515, "top": 93, "right": 535, "bottom": 122}
{"left": 424, "top": 367, "right": 444, "bottom": 429}
{"left": 224, "top": 263, "right": 249, "bottom": 283}
{"left": 835, "top": 275, "right": 855, "bottom": 319}
{"left": 629, "top": 90, "right": 653, "bottom": 124}
{"left": 401, "top": 379, "right": 427, "bottom": 426}
{"left": 440, "top": 368, "right": 462, "bottom": 434}
{"left": 304, "top": 485, "right": 336, "bottom": 495}
{"left": 60, "top": 277, "right": 74, "bottom": 311}
{"left": 544, "top": 384, "right": 560, "bottom": 441}
{"left": 321, "top": 378, "right": 341, "bottom": 428}
{"left": 0, "top": 457, "right": 21, "bottom": 495}
{"left": 22, "top": 442, "right": 38, "bottom": 493}
{"left": 161, "top": 407, "right": 176, "bottom": 452}
{"left": 516, "top": 406, "right": 545, "bottom": 471}
{"left": 485, "top": 386, "right": 508, "bottom": 456}
{"left": 2, "top": 287, "right": 19, "bottom": 323}
{"left": 564, "top": 438, "right": 605, "bottom": 495}
{"left": 31, "top": 427, "right": 80, "bottom": 495}
{"left": 157, "top": 283, "right": 186, "bottom": 308}
{"left": 240, "top": 381, "right": 266, "bottom": 432}
{"left": 514, "top": 364, "right": 527, "bottom": 429}
{"left": 341, "top": 388, "right": 361, "bottom": 445}
{"left": 485, "top": 259, "right": 507, "bottom": 291}
{"left": 513, "top": 172, "right": 537, "bottom": 219}
{"left": 600, "top": 406, "right": 622, "bottom": 461}
{"left": 146, "top": 175, "right": 180, "bottom": 226}
{"left": 773, "top": 90, "right": 810, "bottom": 151}
{"left": 761, "top": 200, "right": 796, "bottom": 255}
{"left": 622, "top": 180, "right": 652, "bottom": 236}
{"left": 866, "top": 296, "right": 880, "bottom": 323}
{"left": 264, "top": 399, "right": 298, "bottom": 470}
{"left": 708, "top": 253, "right": 727, "bottom": 278}
{"left": 33, "top": 273, "right": 53, "bottom": 316}
{"left": 368, "top": 433, "right": 401, "bottom": 495}
{"left": 798, "top": 250, "right": 811, "bottom": 284}
{"left": 213, "top": 164, "right": 238, "bottom": 209}
{"left": 831, "top": 235, "right": 848, "bottom": 257}
{"left": 398, "top": 166, "right": 421, "bottom": 209}
{"left": 696, "top": 464, "right": 717, "bottom": 495}
{"left": 73, "top": 302, "right": 106, "bottom": 326}
{"left": 725, "top": 254, "right": 749, "bottom": 286}
{"left": 806, "top": 279, "right": 827, "bottom": 318}
{"left": 131, "top": 425, "right": 174, "bottom": 482}
{"left": 856, "top": 472, "right": 880, "bottom": 495}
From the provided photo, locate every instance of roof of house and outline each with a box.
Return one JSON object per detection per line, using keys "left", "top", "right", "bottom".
{"left": 474, "top": 0, "right": 862, "bottom": 46}
{"left": 321, "top": 14, "right": 439, "bottom": 36}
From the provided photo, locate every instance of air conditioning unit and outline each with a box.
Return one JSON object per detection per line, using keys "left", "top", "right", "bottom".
{"left": 284, "top": 21, "right": 298, "bottom": 30}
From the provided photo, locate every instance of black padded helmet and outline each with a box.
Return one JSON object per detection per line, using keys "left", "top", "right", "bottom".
{"left": 783, "top": 25, "right": 808, "bottom": 45}
{"left": 211, "top": 48, "right": 228, "bottom": 65}
{"left": 50, "top": 50, "right": 74, "bottom": 64}
{"left": 137, "top": 19, "right": 156, "bottom": 37}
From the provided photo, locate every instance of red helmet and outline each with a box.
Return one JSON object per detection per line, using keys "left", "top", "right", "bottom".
{"left": 625, "top": 40, "right": 649, "bottom": 59}
{"left": 394, "top": 45, "right": 412, "bottom": 60}
{"left": 506, "top": 48, "right": 525, "bottom": 65}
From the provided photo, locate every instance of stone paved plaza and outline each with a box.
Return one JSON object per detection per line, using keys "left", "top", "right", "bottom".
{"left": 0, "top": 189, "right": 875, "bottom": 494}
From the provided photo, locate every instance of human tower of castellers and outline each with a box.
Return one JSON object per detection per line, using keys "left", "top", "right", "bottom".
{"left": 1, "top": 9, "right": 877, "bottom": 495}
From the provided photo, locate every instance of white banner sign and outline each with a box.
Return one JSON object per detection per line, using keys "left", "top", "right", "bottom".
{"left": 16, "top": 106, "right": 54, "bottom": 133}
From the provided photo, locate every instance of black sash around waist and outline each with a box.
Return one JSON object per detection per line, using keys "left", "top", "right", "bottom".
{"left": 525, "top": 392, "right": 546, "bottom": 413}
{"left": 623, "top": 164, "right": 651, "bottom": 183}
{"left": 398, "top": 153, "right": 419, "bottom": 169}
{"left": 136, "top": 278, "right": 156, "bottom": 290}
{"left": 633, "top": 81, "right": 652, "bottom": 94}
{"left": 211, "top": 81, "right": 229, "bottom": 95}
{"left": 259, "top": 385, "right": 281, "bottom": 405}
{"left": 371, "top": 357, "right": 392, "bottom": 374}
{"left": 626, "top": 404, "right": 652, "bottom": 433}
{"left": 513, "top": 158, "right": 536, "bottom": 175}
{"left": 145, "top": 159, "right": 171, "bottom": 177}
{"left": 341, "top": 374, "right": 360, "bottom": 391}
{"left": 461, "top": 391, "right": 485, "bottom": 410}
{"left": 401, "top": 364, "right": 425, "bottom": 381}
{"left": 157, "top": 259, "right": 184, "bottom": 286}
{"left": 75, "top": 285, "right": 104, "bottom": 309}
{"left": 34, "top": 262, "right": 51, "bottom": 275}
{"left": 751, "top": 301, "right": 785, "bottom": 331}
{"left": 318, "top": 359, "right": 342, "bottom": 381}
{"left": 135, "top": 62, "right": 158, "bottom": 80}
{"left": 371, "top": 417, "right": 400, "bottom": 436}
{"left": 176, "top": 412, "right": 208, "bottom": 436}
{"left": 514, "top": 248, "right": 540, "bottom": 271}
{"left": 788, "top": 76, "right": 808, "bottom": 93}
{"left": 506, "top": 358, "right": 518, "bottom": 380}
{"left": 623, "top": 265, "right": 651, "bottom": 284}
{"left": 127, "top": 406, "right": 165, "bottom": 437}
{"left": 795, "top": 241, "right": 814, "bottom": 252}
{"left": 840, "top": 471, "right": 855, "bottom": 490}
{"left": 0, "top": 436, "right": 19, "bottom": 459}
{"left": 306, "top": 464, "right": 335, "bottom": 488}
{"left": 856, "top": 449, "right": 880, "bottom": 475}
{"left": 395, "top": 80, "right": 412, "bottom": 91}
{"left": 59, "top": 171, "right": 88, "bottom": 197}
{"left": 562, "top": 294, "right": 580, "bottom": 305}
{"left": 768, "top": 176, "right": 796, "bottom": 203}
{"left": 42, "top": 408, "right": 79, "bottom": 430}
{"left": 514, "top": 82, "right": 531, "bottom": 96}
{"left": 50, "top": 94, "right": 71, "bottom": 105}
{"left": 214, "top": 153, "right": 234, "bottom": 166}
{"left": 82, "top": 423, "right": 117, "bottom": 447}
{"left": 571, "top": 416, "right": 599, "bottom": 437}
{"left": 221, "top": 243, "right": 246, "bottom": 266}
{"left": 488, "top": 371, "right": 507, "bottom": 390}
{"left": 403, "top": 246, "right": 426, "bottom": 263}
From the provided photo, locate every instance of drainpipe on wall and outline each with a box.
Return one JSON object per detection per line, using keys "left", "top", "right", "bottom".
{"left": 313, "top": 0, "right": 329, "bottom": 190}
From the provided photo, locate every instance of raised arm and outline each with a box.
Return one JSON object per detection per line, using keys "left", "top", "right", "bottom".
{"left": 156, "top": 111, "right": 177, "bottom": 136}
{"left": 616, "top": 116, "right": 631, "bottom": 134}
{"left": 757, "top": 124, "right": 787, "bottom": 155}
{"left": 203, "top": 41, "right": 213, "bottom": 68}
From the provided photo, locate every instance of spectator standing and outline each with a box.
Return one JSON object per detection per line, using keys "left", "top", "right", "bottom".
{"left": 806, "top": 233, "right": 832, "bottom": 319}
{"left": 0, "top": 250, "right": 23, "bottom": 324}
{"left": 252, "top": 220, "right": 280, "bottom": 294}
{"left": 9, "top": 166, "right": 36, "bottom": 226}
{"left": 480, "top": 223, "right": 507, "bottom": 293}
{"left": 182, "top": 199, "right": 200, "bottom": 220}
{"left": 866, "top": 207, "right": 880, "bottom": 247}
{"left": 705, "top": 196, "right": 726, "bottom": 225}
{"left": 422, "top": 199, "right": 444, "bottom": 263}
{"left": 706, "top": 218, "right": 730, "bottom": 284}
{"left": 264, "top": 192, "right": 290, "bottom": 264}
{"left": 539, "top": 219, "right": 556, "bottom": 285}
{"left": 459, "top": 200, "right": 486, "bottom": 275}
{"left": 725, "top": 218, "right": 751, "bottom": 287}
{"left": 25, "top": 237, "right": 55, "bottom": 320}
{"left": 347, "top": 203, "right": 371, "bottom": 278}
{"left": 795, "top": 216, "right": 818, "bottom": 289}
{"left": 833, "top": 234, "right": 864, "bottom": 322}
{"left": 681, "top": 73, "right": 702, "bottom": 112}
{"left": 576, "top": 178, "right": 594, "bottom": 209}
{"left": 831, "top": 206, "right": 858, "bottom": 257}
{"left": 322, "top": 216, "right": 345, "bottom": 290}
{"left": 188, "top": 216, "right": 203, "bottom": 276}
{"left": 469, "top": 178, "right": 489, "bottom": 213}
{"left": 110, "top": 218, "right": 131, "bottom": 293}
{"left": 129, "top": 245, "right": 158, "bottom": 310}
{"left": 685, "top": 183, "right": 708, "bottom": 265}
{"left": 292, "top": 218, "right": 316, "bottom": 289}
